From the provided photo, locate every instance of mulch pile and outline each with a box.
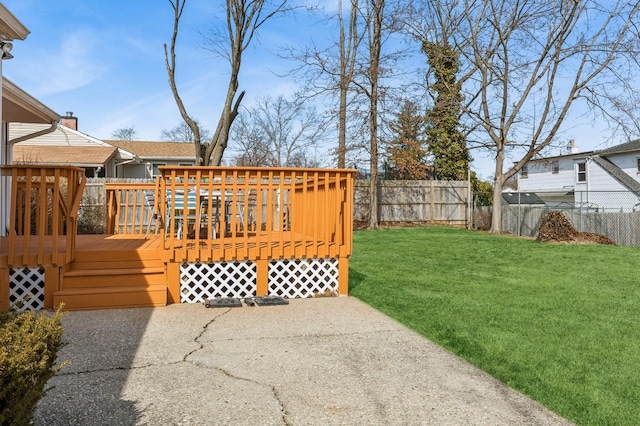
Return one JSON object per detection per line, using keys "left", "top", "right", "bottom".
{"left": 537, "top": 211, "right": 615, "bottom": 245}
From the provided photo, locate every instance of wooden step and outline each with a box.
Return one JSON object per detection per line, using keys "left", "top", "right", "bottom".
{"left": 54, "top": 284, "right": 167, "bottom": 311}
{"left": 62, "top": 267, "right": 165, "bottom": 289}
{"left": 73, "top": 249, "right": 163, "bottom": 263}
{"left": 69, "top": 259, "right": 164, "bottom": 271}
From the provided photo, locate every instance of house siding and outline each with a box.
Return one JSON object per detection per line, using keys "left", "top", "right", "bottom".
{"left": 519, "top": 148, "right": 640, "bottom": 212}
{"left": 519, "top": 157, "right": 583, "bottom": 191}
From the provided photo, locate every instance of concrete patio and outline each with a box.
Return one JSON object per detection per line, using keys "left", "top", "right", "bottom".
{"left": 34, "top": 297, "right": 572, "bottom": 425}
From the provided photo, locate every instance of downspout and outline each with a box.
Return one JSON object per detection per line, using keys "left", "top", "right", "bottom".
{"left": 114, "top": 156, "right": 141, "bottom": 178}
{"left": 586, "top": 156, "right": 591, "bottom": 207}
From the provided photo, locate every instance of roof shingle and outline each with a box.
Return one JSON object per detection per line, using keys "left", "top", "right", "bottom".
{"left": 13, "top": 145, "right": 117, "bottom": 165}
{"left": 105, "top": 140, "right": 195, "bottom": 159}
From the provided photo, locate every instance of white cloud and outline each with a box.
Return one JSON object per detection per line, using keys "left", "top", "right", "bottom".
{"left": 7, "top": 28, "right": 107, "bottom": 96}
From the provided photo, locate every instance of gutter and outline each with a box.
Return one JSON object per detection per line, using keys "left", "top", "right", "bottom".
{"left": 8, "top": 122, "right": 57, "bottom": 144}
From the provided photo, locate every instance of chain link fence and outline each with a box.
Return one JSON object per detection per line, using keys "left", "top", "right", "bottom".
{"left": 473, "top": 190, "right": 640, "bottom": 246}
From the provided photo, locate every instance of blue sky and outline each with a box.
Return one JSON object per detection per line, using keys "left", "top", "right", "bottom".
{"left": 3, "top": 0, "right": 302, "bottom": 140}
{"left": 2, "top": 0, "right": 619, "bottom": 180}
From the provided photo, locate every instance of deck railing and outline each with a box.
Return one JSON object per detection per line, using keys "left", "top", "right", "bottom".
{"left": 105, "top": 182, "right": 157, "bottom": 236}
{"left": 1, "top": 165, "right": 86, "bottom": 266}
{"left": 104, "top": 167, "right": 355, "bottom": 262}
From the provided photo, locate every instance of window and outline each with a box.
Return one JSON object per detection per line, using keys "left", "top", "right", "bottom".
{"left": 577, "top": 162, "right": 587, "bottom": 183}
{"left": 637, "top": 158, "right": 640, "bottom": 173}
{"left": 151, "top": 162, "right": 166, "bottom": 177}
{"left": 552, "top": 161, "right": 559, "bottom": 174}
{"left": 179, "top": 162, "right": 193, "bottom": 167}
{"left": 520, "top": 165, "right": 528, "bottom": 178}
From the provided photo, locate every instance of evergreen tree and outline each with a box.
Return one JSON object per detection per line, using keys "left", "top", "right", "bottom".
{"left": 386, "top": 99, "right": 429, "bottom": 179}
{"left": 423, "top": 41, "right": 470, "bottom": 180}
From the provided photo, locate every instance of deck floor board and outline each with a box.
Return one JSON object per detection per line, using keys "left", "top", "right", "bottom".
{"left": 1, "top": 233, "right": 336, "bottom": 266}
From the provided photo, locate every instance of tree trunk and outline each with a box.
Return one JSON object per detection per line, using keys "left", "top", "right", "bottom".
{"left": 490, "top": 149, "right": 504, "bottom": 233}
{"left": 367, "top": 0, "right": 383, "bottom": 230}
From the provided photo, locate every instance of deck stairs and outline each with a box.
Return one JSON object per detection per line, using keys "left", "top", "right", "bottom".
{"left": 54, "top": 248, "right": 167, "bottom": 310}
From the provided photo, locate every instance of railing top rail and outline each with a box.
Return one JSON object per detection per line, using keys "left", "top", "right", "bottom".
{"left": 159, "top": 166, "right": 357, "bottom": 175}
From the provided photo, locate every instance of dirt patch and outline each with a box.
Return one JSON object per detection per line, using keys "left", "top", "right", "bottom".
{"left": 537, "top": 211, "right": 615, "bottom": 245}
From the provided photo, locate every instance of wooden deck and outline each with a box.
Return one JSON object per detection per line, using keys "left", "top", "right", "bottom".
{"left": 1, "top": 165, "right": 355, "bottom": 311}
{"left": 1, "top": 232, "right": 337, "bottom": 263}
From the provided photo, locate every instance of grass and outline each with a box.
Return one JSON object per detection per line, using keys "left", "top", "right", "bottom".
{"left": 349, "top": 226, "right": 640, "bottom": 425}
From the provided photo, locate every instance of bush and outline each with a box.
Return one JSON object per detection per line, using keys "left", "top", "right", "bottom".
{"left": 0, "top": 309, "right": 67, "bottom": 426}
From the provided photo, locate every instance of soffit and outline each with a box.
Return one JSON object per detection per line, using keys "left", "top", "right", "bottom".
{"left": 3, "top": 77, "right": 60, "bottom": 123}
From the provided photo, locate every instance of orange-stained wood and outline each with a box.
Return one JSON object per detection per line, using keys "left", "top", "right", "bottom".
{"left": 1, "top": 165, "right": 85, "bottom": 267}
{"left": 2, "top": 166, "right": 356, "bottom": 311}
{"left": 104, "top": 167, "right": 355, "bottom": 264}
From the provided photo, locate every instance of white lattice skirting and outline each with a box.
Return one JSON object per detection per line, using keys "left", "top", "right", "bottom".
{"left": 9, "top": 267, "right": 45, "bottom": 311}
{"left": 179, "top": 258, "right": 340, "bottom": 302}
{"left": 180, "top": 261, "right": 257, "bottom": 303}
{"left": 269, "top": 258, "right": 339, "bottom": 298}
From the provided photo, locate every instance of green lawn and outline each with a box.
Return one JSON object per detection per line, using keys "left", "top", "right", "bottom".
{"left": 349, "top": 226, "right": 640, "bottom": 425}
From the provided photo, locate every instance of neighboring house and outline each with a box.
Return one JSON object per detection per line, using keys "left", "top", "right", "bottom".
{"left": 518, "top": 140, "right": 640, "bottom": 212}
{"left": 12, "top": 113, "right": 198, "bottom": 178}
{"left": 11, "top": 113, "right": 139, "bottom": 177}
{"left": 0, "top": 4, "right": 62, "bottom": 235}
{"left": 105, "top": 140, "right": 195, "bottom": 178}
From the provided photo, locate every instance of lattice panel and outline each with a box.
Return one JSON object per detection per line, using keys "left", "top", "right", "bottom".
{"left": 180, "top": 261, "right": 256, "bottom": 303}
{"left": 268, "top": 258, "right": 339, "bottom": 298}
{"left": 9, "top": 267, "right": 45, "bottom": 312}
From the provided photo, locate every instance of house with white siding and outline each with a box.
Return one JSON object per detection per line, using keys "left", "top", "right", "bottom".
{"left": 517, "top": 140, "right": 640, "bottom": 212}
{"left": 11, "top": 115, "right": 139, "bottom": 178}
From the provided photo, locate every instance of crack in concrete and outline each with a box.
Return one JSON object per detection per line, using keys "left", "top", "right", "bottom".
{"left": 182, "top": 307, "right": 232, "bottom": 361}
{"left": 186, "top": 360, "right": 291, "bottom": 426}
{"left": 183, "top": 309, "right": 291, "bottom": 425}
{"left": 56, "top": 308, "right": 292, "bottom": 425}
{"left": 271, "top": 384, "right": 292, "bottom": 426}
{"left": 56, "top": 364, "right": 155, "bottom": 376}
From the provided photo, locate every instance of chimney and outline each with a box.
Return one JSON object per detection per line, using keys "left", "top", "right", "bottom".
{"left": 61, "top": 111, "right": 78, "bottom": 130}
{"left": 567, "top": 139, "right": 577, "bottom": 154}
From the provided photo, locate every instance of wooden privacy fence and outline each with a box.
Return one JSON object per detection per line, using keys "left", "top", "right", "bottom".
{"left": 1, "top": 165, "right": 86, "bottom": 266}
{"left": 354, "top": 180, "right": 470, "bottom": 225}
{"left": 92, "top": 178, "right": 471, "bottom": 228}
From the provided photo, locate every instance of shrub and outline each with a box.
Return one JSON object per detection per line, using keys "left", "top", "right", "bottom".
{"left": 77, "top": 194, "right": 106, "bottom": 234}
{"left": 0, "top": 308, "right": 68, "bottom": 426}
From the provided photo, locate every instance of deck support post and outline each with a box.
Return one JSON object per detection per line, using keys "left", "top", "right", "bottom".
{"left": 166, "top": 262, "right": 180, "bottom": 304}
{"left": 338, "top": 256, "right": 349, "bottom": 296}
{"left": 0, "top": 269, "right": 8, "bottom": 311}
{"left": 44, "top": 266, "right": 60, "bottom": 309}
{"left": 256, "top": 259, "right": 268, "bottom": 296}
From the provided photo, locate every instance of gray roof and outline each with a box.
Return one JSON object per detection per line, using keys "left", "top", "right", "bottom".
{"left": 597, "top": 139, "right": 640, "bottom": 156}
{"left": 591, "top": 155, "right": 640, "bottom": 195}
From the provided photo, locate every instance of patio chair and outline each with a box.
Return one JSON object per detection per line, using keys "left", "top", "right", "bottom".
{"left": 166, "top": 189, "right": 198, "bottom": 239}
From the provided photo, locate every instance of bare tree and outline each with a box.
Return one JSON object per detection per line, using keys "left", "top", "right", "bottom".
{"left": 365, "top": 0, "right": 384, "bottom": 229}
{"left": 280, "top": 0, "right": 365, "bottom": 168}
{"left": 230, "top": 95, "right": 324, "bottom": 167}
{"left": 405, "top": 0, "right": 640, "bottom": 232}
{"left": 164, "top": 0, "right": 289, "bottom": 166}
{"left": 337, "top": 0, "right": 363, "bottom": 168}
{"left": 111, "top": 126, "right": 137, "bottom": 140}
{"left": 160, "top": 120, "right": 211, "bottom": 142}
